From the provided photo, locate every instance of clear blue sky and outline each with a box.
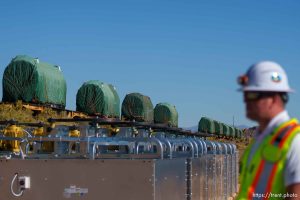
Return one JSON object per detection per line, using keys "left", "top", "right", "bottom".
{"left": 0, "top": 1, "right": 300, "bottom": 128}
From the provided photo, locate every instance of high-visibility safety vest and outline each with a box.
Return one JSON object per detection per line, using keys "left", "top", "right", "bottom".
{"left": 238, "top": 119, "right": 300, "bottom": 200}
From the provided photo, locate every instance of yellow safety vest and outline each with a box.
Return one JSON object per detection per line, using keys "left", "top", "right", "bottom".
{"left": 238, "top": 119, "right": 300, "bottom": 200}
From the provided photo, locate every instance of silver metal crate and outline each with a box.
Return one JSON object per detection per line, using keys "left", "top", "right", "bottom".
{"left": 0, "top": 131, "right": 239, "bottom": 200}
{"left": 0, "top": 158, "right": 187, "bottom": 200}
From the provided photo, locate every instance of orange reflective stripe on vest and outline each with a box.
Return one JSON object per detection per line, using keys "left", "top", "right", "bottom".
{"left": 263, "top": 124, "right": 299, "bottom": 199}
{"left": 247, "top": 121, "right": 298, "bottom": 199}
{"left": 248, "top": 160, "right": 266, "bottom": 199}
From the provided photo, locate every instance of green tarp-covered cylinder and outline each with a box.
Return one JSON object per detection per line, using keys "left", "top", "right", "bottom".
{"left": 154, "top": 102, "right": 178, "bottom": 127}
{"left": 76, "top": 80, "right": 120, "bottom": 118}
{"left": 198, "top": 117, "right": 215, "bottom": 134}
{"left": 229, "top": 126, "right": 235, "bottom": 137}
{"left": 222, "top": 123, "right": 230, "bottom": 137}
{"left": 236, "top": 129, "right": 241, "bottom": 138}
{"left": 2, "top": 55, "right": 66, "bottom": 107}
{"left": 239, "top": 129, "right": 243, "bottom": 138}
{"left": 213, "top": 120, "right": 223, "bottom": 135}
{"left": 121, "top": 93, "right": 154, "bottom": 122}
{"left": 235, "top": 128, "right": 239, "bottom": 138}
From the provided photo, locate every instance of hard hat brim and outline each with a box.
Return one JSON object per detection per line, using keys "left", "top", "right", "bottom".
{"left": 238, "top": 86, "right": 295, "bottom": 93}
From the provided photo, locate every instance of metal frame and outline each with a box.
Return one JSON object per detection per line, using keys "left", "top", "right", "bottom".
{"left": 0, "top": 123, "right": 239, "bottom": 200}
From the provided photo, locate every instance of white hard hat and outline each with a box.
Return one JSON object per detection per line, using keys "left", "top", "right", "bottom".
{"left": 238, "top": 61, "right": 294, "bottom": 93}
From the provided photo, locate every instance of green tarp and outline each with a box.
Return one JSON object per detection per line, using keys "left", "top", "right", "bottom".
{"left": 235, "top": 128, "right": 240, "bottom": 138}
{"left": 238, "top": 129, "right": 243, "bottom": 138}
{"left": 121, "top": 93, "right": 154, "bottom": 122}
{"left": 236, "top": 129, "right": 241, "bottom": 138}
{"left": 222, "top": 123, "right": 230, "bottom": 137}
{"left": 228, "top": 126, "right": 235, "bottom": 137}
{"left": 2, "top": 55, "right": 66, "bottom": 108}
{"left": 198, "top": 117, "right": 215, "bottom": 134}
{"left": 76, "top": 80, "right": 120, "bottom": 118}
{"left": 154, "top": 102, "right": 178, "bottom": 127}
{"left": 213, "top": 120, "right": 223, "bottom": 135}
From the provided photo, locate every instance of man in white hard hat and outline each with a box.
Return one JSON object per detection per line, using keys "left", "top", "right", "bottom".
{"left": 237, "top": 61, "right": 300, "bottom": 199}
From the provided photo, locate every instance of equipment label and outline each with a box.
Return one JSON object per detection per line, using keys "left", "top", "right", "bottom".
{"left": 63, "top": 185, "right": 88, "bottom": 198}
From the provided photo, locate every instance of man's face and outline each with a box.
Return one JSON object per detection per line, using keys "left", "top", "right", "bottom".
{"left": 243, "top": 92, "right": 274, "bottom": 121}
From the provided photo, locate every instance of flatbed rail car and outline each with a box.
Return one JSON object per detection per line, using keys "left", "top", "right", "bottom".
{"left": 0, "top": 119, "right": 239, "bottom": 200}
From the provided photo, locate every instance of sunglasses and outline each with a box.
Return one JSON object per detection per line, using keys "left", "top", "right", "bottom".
{"left": 244, "top": 92, "right": 276, "bottom": 101}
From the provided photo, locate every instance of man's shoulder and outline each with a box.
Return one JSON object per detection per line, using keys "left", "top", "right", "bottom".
{"left": 285, "top": 134, "right": 300, "bottom": 186}
{"left": 290, "top": 134, "right": 300, "bottom": 146}
{"left": 287, "top": 134, "right": 300, "bottom": 157}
